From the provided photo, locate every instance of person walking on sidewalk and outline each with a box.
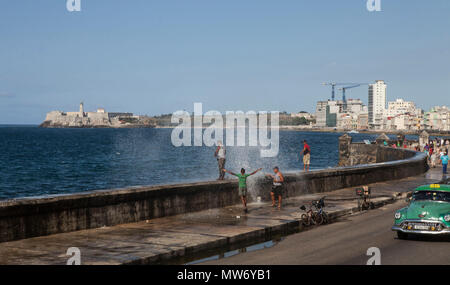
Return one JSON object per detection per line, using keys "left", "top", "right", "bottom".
{"left": 266, "top": 167, "right": 284, "bottom": 209}
{"left": 215, "top": 141, "right": 226, "bottom": 180}
{"left": 302, "top": 140, "right": 311, "bottom": 172}
{"left": 441, "top": 150, "right": 449, "bottom": 175}
{"left": 430, "top": 151, "right": 438, "bottom": 168}
{"left": 439, "top": 148, "right": 445, "bottom": 166}
{"left": 223, "top": 168, "right": 262, "bottom": 213}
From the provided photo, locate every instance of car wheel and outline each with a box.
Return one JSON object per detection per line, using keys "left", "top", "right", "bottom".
{"left": 397, "top": 231, "right": 408, "bottom": 240}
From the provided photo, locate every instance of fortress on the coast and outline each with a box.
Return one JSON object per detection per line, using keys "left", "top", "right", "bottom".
{"left": 40, "top": 102, "right": 153, "bottom": 128}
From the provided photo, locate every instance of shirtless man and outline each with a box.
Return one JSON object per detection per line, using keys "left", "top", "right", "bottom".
{"left": 266, "top": 167, "right": 284, "bottom": 209}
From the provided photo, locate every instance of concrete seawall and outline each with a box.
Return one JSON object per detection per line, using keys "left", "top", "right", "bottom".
{"left": 0, "top": 146, "right": 428, "bottom": 243}
{"left": 275, "top": 148, "right": 426, "bottom": 199}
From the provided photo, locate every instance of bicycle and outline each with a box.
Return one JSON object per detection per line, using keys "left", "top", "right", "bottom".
{"left": 356, "top": 186, "right": 374, "bottom": 211}
{"left": 299, "top": 204, "right": 316, "bottom": 226}
{"left": 300, "top": 196, "right": 329, "bottom": 226}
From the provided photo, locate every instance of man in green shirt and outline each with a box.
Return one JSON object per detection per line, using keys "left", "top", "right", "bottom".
{"left": 223, "top": 167, "right": 262, "bottom": 213}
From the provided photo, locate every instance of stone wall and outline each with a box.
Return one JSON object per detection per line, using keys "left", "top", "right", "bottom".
{"left": 253, "top": 149, "right": 426, "bottom": 199}
{"left": 0, "top": 145, "right": 428, "bottom": 243}
{"left": 0, "top": 181, "right": 240, "bottom": 243}
{"left": 338, "top": 134, "right": 416, "bottom": 166}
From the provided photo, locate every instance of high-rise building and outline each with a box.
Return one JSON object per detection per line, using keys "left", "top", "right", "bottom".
{"left": 315, "top": 101, "right": 328, "bottom": 127}
{"left": 387, "top": 99, "right": 416, "bottom": 117}
{"left": 368, "top": 80, "right": 387, "bottom": 129}
{"left": 424, "top": 106, "right": 450, "bottom": 131}
{"left": 383, "top": 98, "right": 417, "bottom": 131}
{"left": 315, "top": 100, "right": 341, "bottom": 128}
{"left": 346, "top": 99, "right": 365, "bottom": 114}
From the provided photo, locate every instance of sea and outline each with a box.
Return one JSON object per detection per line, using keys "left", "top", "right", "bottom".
{"left": 0, "top": 125, "right": 417, "bottom": 200}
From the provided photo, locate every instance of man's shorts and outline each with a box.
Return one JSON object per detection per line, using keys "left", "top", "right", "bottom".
{"left": 303, "top": 153, "right": 310, "bottom": 165}
{"left": 271, "top": 185, "right": 283, "bottom": 197}
{"left": 239, "top": 186, "right": 247, "bottom": 197}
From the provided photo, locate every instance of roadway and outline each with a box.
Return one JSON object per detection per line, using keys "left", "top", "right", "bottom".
{"left": 201, "top": 200, "right": 450, "bottom": 265}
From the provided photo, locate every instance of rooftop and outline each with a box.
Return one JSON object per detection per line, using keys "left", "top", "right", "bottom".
{"left": 415, "top": 184, "right": 450, "bottom": 192}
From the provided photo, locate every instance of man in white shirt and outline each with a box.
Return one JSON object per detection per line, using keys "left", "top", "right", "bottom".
{"left": 215, "top": 141, "right": 226, "bottom": 180}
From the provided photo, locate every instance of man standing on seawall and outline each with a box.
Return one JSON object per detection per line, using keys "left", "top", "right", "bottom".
{"left": 266, "top": 167, "right": 284, "bottom": 209}
{"left": 215, "top": 141, "right": 226, "bottom": 180}
{"left": 302, "top": 140, "right": 311, "bottom": 172}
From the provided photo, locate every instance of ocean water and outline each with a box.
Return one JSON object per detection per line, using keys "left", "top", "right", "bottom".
{"left": 0, "top": 125, "right": 412, "bottom": 200}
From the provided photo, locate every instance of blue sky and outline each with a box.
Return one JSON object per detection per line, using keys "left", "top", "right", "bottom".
{"left": 0, "top": 0, "right": 449, "bottom": 124}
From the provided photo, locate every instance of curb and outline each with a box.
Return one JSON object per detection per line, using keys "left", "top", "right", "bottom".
{"left": 123, "top": 195, "right": 402, "bottom": 265}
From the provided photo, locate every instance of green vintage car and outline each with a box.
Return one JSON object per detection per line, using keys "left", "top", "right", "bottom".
{"left": 392, "top": 184, "right": 450, "bottom": 239}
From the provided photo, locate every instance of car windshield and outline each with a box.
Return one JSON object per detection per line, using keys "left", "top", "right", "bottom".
{"left": 412, "top": 191, "right": 450, "bottom": 202}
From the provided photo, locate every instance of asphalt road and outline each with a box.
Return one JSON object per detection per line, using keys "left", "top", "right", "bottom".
{"left": 201, "top": 200, "right": 450, "bottom": 265}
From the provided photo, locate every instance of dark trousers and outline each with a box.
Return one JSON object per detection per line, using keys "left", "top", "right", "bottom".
{"left": 218, "top": 158, "right": 226, "bottom": 180}
{"left": 444, "top": 164, "right": 448, "bottom": 174}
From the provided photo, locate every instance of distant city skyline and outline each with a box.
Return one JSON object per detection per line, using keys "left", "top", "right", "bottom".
{"left": 1, "top": 1, "right": 450, "bottom": 124}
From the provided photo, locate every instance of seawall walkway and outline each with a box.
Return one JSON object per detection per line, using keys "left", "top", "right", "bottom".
{"left": 0, "top": 167, "right": 446, "bottom": 265}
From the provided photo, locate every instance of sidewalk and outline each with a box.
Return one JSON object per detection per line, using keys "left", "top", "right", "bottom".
{"left": 0, "top": 167, "right": 445, "bottom": 265}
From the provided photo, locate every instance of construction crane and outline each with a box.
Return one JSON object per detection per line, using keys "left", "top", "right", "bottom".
{"left": 322, "top": 82, "right": 360, "bottom": 101}
{"left": 338, "top": 83, "right": 369, "bottom": 110}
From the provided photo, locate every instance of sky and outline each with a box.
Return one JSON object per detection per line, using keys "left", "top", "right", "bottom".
{"left": 0, "top": 0, "right": 449, "bottom": 124}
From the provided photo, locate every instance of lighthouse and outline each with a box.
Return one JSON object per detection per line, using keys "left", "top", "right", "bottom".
{"left": 79, "top": 102, "right": 84, "bottom": 117}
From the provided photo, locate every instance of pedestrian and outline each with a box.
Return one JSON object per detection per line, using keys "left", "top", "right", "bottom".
{"left": 439, "top": 149, "right": 445, "bottom": 165}
{"left": 215, "top": 141, "right": 226, "bottom": 180}
{"left": 223, "top": 168, "right": 262, "bottom": 213}
{"left": 302, "top": 140, "right": 311, "bottom": 172}
{"left": 441, "top": 150, "right": 448, "bottom": 175}
{"left": 266, "top": 167, "right": 284, "bottom": 209}
{"left": 430, "top": 152, "right": 437, "bottom": 168}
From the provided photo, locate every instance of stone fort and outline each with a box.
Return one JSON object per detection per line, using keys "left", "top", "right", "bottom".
{"left": 42, "top": 102, "right": 135, "bottom": 127}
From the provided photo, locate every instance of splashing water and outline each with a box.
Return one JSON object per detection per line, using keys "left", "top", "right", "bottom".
{"left": 0, "top": 126, "right": 417, "bottom": 200}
